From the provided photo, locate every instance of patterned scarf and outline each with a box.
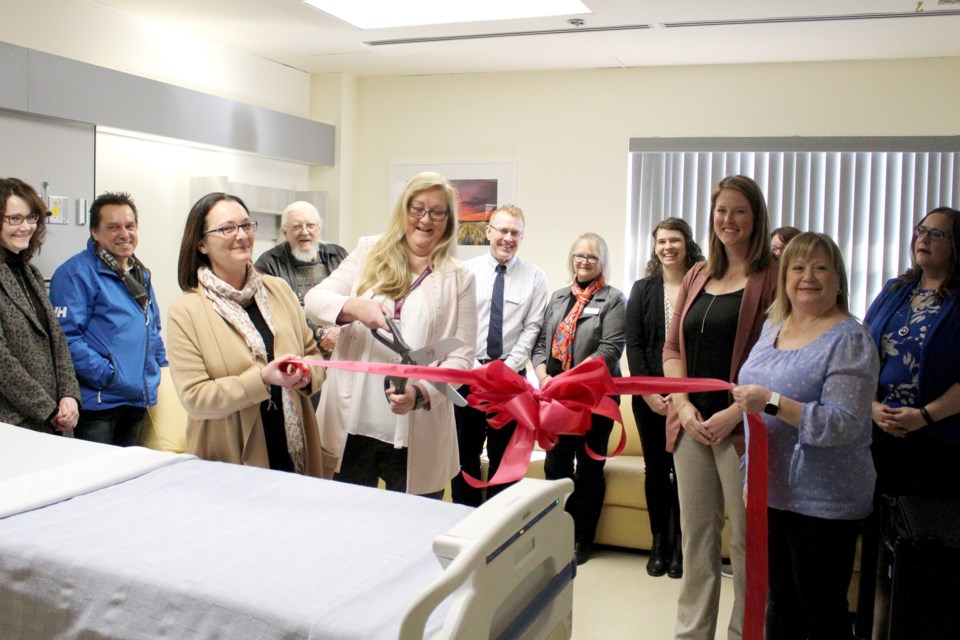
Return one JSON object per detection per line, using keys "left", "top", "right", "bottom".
{"left": 94, "top": 242, "right": 149, "bottom": 309}
{"left": 197, "top": 264, "right": 306, "bottom": 474}
{"left": 551, "top": 277, "right": 606, "bottom": 371}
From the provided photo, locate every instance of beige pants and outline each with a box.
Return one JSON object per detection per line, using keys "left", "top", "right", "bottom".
{"left": 673, "top": 433, "right": 746, "bottom": 640}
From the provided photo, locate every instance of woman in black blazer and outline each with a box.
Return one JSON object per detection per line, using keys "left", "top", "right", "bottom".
{"left": 625, "top": 218, "right": 703, "bottom": 578}
{"left": 533, "top": 232, "right": 625, "bottom": 565}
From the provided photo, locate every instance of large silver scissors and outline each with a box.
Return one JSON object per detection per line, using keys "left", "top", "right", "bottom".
{"left": 371, "top": 316, "right": 468, "bottom": 407}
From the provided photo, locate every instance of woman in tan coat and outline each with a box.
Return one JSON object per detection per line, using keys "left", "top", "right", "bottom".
{"left": 305, "top": 172, "right": 476, "bottom": 498}
{"left": 167, "top": 193, "right": 327, "bottom": 476}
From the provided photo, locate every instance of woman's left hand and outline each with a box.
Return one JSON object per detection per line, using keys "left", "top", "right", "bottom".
{"left": 876, "top": 405, "right": 926, "bottom": 437}
{"left": 319, "top": 325, "right": 340, "bottom": 352}
{"left": 53, "top": 397, "right": 79, "bottom": 431}
{"left": 731, "top": 384, "right": 771, "bottom": 415}
{"left": 700, "top": 405, "right": 742, "bottom": 444}
{"left": 386, "top": 383, "right": 418, "bottom": 415}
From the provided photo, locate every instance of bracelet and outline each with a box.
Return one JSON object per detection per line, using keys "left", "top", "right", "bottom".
{"left": 920, "top": 406, "right": 935, "bottom": 426}
{"left": 413, "top": 386, "right": 426, "bottom": 411}
{"left": 315, "top": 326, "right": 326, "bottom": 341}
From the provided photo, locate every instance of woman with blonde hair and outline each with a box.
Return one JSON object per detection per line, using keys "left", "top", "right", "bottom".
{"left": 663, "top": 175, "right": 777, "bottom": 640}
{"left": 533, "top": 232, "right": 625, "bottom": 565}
{"left": 734, "top": 233, "right": 878, "bottom": 639}
{"left": 305, "top": 171, "right": 476, "bottom": 498}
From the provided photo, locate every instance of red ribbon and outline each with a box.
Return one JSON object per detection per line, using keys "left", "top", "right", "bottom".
{"left": 284, "top": 355, "right": 768, "bottom": 640}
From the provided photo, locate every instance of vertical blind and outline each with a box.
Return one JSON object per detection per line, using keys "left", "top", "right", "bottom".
{"left": 627, "top": 139, "right": 960, "bottom": 318}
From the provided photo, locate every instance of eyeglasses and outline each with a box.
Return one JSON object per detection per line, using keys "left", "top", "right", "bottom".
{"left": 286, "top": 223, "right": 319, "bottom": 233}
{"left": 408, "top": 205, "right": 449, "bottom": 221}
{"left": 204, "top": 220, "right": 258, "bottom": 237}
{"left": 3, "top": 213, "right": 41, "bottom": 227}
{"left": 573, "top": 253, "right": 600, "bottom": 264}
{"left": 915, "top": 224, "right": 952, "bottom": 242}
{"left": 488, "top": 225, "right": 523, "bottom": 238}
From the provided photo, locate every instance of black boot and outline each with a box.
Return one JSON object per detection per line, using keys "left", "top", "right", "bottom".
{"left": 667, "top": 534, "right": 683, "bottom": 579}
{"left": 646, "top": 533, "right": 669, "bottom": 577}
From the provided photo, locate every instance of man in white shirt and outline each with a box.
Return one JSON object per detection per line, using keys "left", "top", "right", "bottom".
{"left": 451, "top": 205, "right": 549, "bottom": 506}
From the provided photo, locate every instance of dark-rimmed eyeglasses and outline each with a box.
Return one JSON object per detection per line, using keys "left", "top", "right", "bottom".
{"left": 204, "top": 221, "right": 258, "bottom": 237}
{"left": 408, "top": 205, "right": 449, "bottom": 221}
{"left": 915, "top": 224, "right": 952, "bottom": 242}
{"left": 488, "top": 225, "right": 523, "bottom": 238}
{"left": 573, "top": 253, "right": 599, "bottom": 264}
{"left": 3, "top": 213, "right": 41, "bottom": 227}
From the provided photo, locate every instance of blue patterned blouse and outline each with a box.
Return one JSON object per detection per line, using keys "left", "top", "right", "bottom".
{"left": 876, "top": 289, "right": 940, "bottom": 407}
{"left": 739, "top": 317, "right": 880, "bottom": 520}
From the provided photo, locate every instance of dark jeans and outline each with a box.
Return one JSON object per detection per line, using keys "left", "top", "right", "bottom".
{"left": 451, "top": 386, "right": 518, "bottom": 507}
{"left": 74, "top": 405, "right": 146, "bottom": 447}
{"left": 766, "top": 507, "right": 861, "bottom": 640}
{"left": 631, "top": 395, "right": 681, "bottom": 538}
{"left": 335, "top": 433, "right": 444, "bottom": 499}
{"left": 544, "top": 411, "right": 614, "bottom": 546}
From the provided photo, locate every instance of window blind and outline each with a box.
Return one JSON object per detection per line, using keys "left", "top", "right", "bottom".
{"left": 627, "top": 139, "right": 960, "bottom": 318}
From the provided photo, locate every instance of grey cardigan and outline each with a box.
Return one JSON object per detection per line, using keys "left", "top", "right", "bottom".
{"left": 532, "top": 282, "right": 626, "bottom": 377}
{"left": 0, "top": 258, "right": 81, "bottom": 432}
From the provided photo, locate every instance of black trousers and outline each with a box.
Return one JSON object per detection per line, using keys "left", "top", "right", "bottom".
{"left": 766, "top": 507, "right": 861, "bottom": 640}
{"left": 336, "top": 433, "right": 443, "bottom": 500}
{"left": 544, "top": 412, "right": 614, "bottom": 546}
{"left": 631, "top": 395, "right": 681, "bottom": 538}
{"left": 75, "top": 405, "right": 145, "bottom": 447}
{"left": 451, "top": 385, "right": 518, "bottom": 507}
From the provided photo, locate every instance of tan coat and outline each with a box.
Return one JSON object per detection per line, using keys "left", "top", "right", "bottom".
{"left": 304, "top": 236, "right": 477, "bottom": 495}
{"left": 167, "top": 274, "right": 329, "bottom": 476}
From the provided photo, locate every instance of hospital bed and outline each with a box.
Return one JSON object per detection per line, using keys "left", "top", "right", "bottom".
{"left": 0, "top": 423, "right": 575, "bottom": 640}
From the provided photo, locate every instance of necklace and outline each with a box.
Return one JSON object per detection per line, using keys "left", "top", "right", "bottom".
{"left": 897, "top": 287, "right": 933, "bottom": 337}
{"left": 700, "top": 294, "right": 717, "bottom": 334}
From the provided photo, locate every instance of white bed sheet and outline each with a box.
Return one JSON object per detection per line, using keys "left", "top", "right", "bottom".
{"left": 0, "top": 425, "right": 474, "bottom": 640}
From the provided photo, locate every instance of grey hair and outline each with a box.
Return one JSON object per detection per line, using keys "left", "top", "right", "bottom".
{"left": 281, "top": 201, "right": 322, "bottom": 230}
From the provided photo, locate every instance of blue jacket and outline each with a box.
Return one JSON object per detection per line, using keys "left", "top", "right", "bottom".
{"left": 864, "top": 277, "right": 960, "bottom": 445}
{"left": 49, "top": 239, "right": 167, "bottom": 410}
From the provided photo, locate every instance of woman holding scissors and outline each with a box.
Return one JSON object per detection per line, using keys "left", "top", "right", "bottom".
{"left": 305, "top": 172, "right": 476, "bottom": 498}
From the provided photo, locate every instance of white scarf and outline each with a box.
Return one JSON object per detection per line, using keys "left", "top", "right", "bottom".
{"left": 198, "top": 264, "right": 306, "bottom": 474}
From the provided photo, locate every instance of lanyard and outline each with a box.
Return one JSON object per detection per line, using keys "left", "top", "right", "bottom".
{"left": 394, "top": 266, "right": 432, "bottom": 320}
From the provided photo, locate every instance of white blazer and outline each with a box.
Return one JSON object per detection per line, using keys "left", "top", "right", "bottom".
{"left": 304, "top": 236, "right": 477, "bottom": 495}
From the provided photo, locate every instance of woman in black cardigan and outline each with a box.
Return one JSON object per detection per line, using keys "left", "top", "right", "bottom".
{"left": 625, "top": 217, "right": 703, "bottom": 578}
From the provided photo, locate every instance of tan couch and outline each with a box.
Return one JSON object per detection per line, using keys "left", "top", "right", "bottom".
{"left": 527, "top": 396, "right": 730, "bottom": 555}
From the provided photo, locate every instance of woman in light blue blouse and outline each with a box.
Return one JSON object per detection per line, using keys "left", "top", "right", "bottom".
{"left": 733, "top": 232, "right": 879, "bottom": 640}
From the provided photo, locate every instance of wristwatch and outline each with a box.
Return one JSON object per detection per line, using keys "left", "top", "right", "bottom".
{"left": 764, "top": 391, "right": 781, "bottom": 417}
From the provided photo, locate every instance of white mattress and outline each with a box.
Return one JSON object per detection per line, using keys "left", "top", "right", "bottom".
{"left": 0, "top": 424, "right": 474, "bottom": 640}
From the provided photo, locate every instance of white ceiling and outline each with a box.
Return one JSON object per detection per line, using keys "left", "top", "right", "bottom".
{"left": 93, "top": 0, "right": 960, "bottom": 77}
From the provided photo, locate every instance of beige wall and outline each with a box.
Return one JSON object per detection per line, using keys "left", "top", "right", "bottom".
{"left": 347, "top": 57, "right": 960, "bottom": 292}
{"left": 95, "top": 132, "right": 310, "bottom": 340}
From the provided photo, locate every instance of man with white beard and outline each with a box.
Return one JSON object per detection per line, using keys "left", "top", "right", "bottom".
{"left": 256, "top": 201, "right": 347, "bottom": 353}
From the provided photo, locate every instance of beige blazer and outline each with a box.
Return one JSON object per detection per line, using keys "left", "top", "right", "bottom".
{"left": 304, "top": 236, "right": 477, "bottom": 495}
{"left": 167, "top": 274, "right": 329, "bottom": 476}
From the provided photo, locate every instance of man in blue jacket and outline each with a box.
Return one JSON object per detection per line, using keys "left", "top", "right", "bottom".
{"left": 50, "top": 192, "right": 167, "bottom": 446}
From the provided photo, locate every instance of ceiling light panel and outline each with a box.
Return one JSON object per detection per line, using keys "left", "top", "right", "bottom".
{"left": 303, "top": 0, "right": 591, "bottom": 30}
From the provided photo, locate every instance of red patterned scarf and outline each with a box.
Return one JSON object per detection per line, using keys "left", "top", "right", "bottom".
{"left": 551, "top": 277, "right": 605, "bottom": 371}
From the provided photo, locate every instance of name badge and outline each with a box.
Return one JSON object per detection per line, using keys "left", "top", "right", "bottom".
{"left": 581, "top": 307, "right": 600, "bottom": 317}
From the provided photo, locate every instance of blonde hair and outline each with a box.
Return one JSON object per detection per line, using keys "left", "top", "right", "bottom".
{"left": 358, "top": 172, "right": 459, "bottom": 299}
{"left": 768, "top": 232, "right": 850, "bottom": 325}
{"left": 567, "top": 232, "right": 611, "bottom": 282}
